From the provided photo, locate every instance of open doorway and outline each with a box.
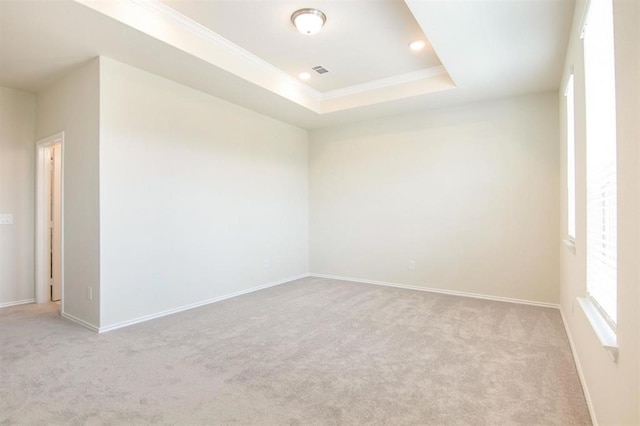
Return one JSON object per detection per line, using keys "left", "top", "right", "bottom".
{"left": 35, "top": 132, "right": 64, "bottom": 308}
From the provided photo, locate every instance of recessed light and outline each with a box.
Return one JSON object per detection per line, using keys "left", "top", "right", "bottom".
{"left": 299, "top": 72, "right": 311, "bottom": 81}
{"left": 409, "top": 40, "right": 426, "bottom": 51}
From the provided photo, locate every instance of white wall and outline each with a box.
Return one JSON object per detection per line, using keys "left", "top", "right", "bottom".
{"left": 36, "top": 59, "right": 101, "bottom": 328}
{"left": 559, "top": 0, "right": 639, "bottom": 424}
{"left": 98, "top": 57, "right": 309, "bottom": 329}
{"left": 310, "top": 92, "right": 560, "bottom": 304}
{"left": 0, "top": 87, "right": 35, "bottom": 307}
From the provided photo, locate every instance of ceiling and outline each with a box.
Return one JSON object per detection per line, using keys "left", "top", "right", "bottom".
{"left": 0, "top": 0, "right": 575, "bottom": 129}
{"left": 160, "top": 0, "right": 443, "bottom": 93}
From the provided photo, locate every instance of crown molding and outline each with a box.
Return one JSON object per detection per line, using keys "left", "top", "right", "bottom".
{"left": 75, "top": 0, "right": 453, "bottom": 114}
{"left": 131, "top": 0, "right": 323, "bottom": 100}
{"left": 320, "top": 66, "right": 448, "bottom": 100}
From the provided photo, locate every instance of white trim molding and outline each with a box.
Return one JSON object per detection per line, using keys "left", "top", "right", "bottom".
{"left": 98, "top": 274, "right": 309, "bottom": 333}
{"left": 559, "top": 308, "right": 598, "bottom": 425}
{"left": 321, "top": 66, "right": 447, "bottom": 100}
{"left": 62, "top": 312, "right": 99, "bottom": 333}
{"left": 74, "top": 0, "right": 454, "bottom": 114}
{"left": 309, "top": 273, "right": 560, "bottom": 309}
{"left": 576, "top": 296, "right": 618, "bottom": 362}
{"left": 130, "top": 0, "right": 321, "bottom": 100}
{"left": 0, "top": 299, "right": 35, "bottom": 309}
{"left": 563, "top": 238, "right": 576, "bottom": 254}
{"left": 35, "top": 132, "right": 65, "bottom": 307}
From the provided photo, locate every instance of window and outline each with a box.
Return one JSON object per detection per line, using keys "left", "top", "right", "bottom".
{"left": 584, "top": 0, "right": 617, "bottom": 329}
{"left": 565, "top": 73, "right": 576, "bottom": 240}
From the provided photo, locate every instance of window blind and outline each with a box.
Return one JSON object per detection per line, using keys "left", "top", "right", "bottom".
{"left": 565, "top": 74, "right": 576, "bottom": 239}
{"left": 584, "top": 0, "right": 617, "bottom": 327}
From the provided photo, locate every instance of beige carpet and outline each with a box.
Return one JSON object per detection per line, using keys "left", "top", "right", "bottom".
{"left": 1, "top": 277, "right": 590, "bottom": 425}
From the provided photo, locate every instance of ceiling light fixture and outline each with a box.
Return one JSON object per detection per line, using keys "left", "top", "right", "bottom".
{"left": 291, "top": 8, "right": 326, "bottom": 35}
{"left": 409, "top": 40, "right": 426, "bottom": 51}
{"left": 298, "top": 72, "right": 311, "bottom": 81}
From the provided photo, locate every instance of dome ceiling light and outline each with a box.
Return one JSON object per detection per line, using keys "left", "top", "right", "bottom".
{"left": 291, "top": 8, "right": 327, "bottom": 35}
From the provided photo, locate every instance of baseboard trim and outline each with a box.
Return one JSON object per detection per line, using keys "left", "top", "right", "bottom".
{"left": 559, "top": 308, "right": 598, "bottom": 426}
{"left": 0, "top": 298, "right": 35, "bottom": 309}
{"left": 98, "top": 273, "right": 309, "bottom": 333}
{"left": 309, "top": 273, "right": 560, "bottom": 309}
{"left": 62, "top": 312, "right": 100, "bottom": 333}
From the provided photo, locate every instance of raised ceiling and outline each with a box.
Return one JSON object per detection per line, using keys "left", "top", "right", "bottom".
{"left": 0, "top": 0, "right": 575, "bottom": 129}
{"left": 160, "top": 0, "right": 443, "bottom": 93}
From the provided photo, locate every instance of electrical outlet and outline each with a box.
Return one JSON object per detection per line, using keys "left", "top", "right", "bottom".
{"left": 263, "top": 259, "right": 271, "bottom": 269}
{"left": 408, "top": 260, "right": 415, "bottom": 270}
{"left": 0, "top": 214, "right": 13, "bottom": 225}
{"left": 87, "top": 286, "right": 93, "bottom": 301}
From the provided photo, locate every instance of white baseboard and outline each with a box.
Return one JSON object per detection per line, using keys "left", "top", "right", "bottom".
{"left": 309, "top": 273, "right": 560, "bottom": 309}
{"left": 62, "top": 311, "right": 100, "bottom": 333}
{"left": 559, "top": 308, "right": 598, "bottom": 426}
{"left": 98, "top": 274, "right": 309, "bottom": 333}
{"left": 0, "top": 298, "right": 35, "bottom": 309}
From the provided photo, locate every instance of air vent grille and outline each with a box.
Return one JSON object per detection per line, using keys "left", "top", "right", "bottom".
{"left": 312, "top": 65, "right": 330, "bottom": 74}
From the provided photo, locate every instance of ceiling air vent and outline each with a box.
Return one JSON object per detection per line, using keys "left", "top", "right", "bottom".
{"left": 312, "top": 65, "right": 330, "bottom": 75}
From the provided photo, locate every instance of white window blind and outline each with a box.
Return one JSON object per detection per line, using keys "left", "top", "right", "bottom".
{"left": 584, "top": 0, "right": 617, "bottom": 327}
{"left": 565, "top": 74, "right": 576, "bottom": 239}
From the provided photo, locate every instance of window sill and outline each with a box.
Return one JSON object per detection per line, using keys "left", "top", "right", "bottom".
{"left": 563, "top": 238, "right": 576, "bottom": 254}
{"left": 576, "top": 297, "right": 618, "bottom": 362}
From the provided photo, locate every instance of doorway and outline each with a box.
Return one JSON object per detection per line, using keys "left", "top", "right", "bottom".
{"left": 35, "top": 133, "right": 64, "bottom": 307}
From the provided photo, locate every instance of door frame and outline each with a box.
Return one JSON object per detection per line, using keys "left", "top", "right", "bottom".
{"left": 35, "top": 132, "right": 65, "bottom": 306}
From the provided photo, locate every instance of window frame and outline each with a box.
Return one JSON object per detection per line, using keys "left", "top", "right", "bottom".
{"left": 576, "top": 0, "right": 619, "bottom": 362}
{"left": 564, "top": 72, "right": 576, "bottom": 242}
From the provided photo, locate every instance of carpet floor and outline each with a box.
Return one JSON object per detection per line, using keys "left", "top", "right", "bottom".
{"left": 1, "top": 277, "right": 590, "bottom": 425}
